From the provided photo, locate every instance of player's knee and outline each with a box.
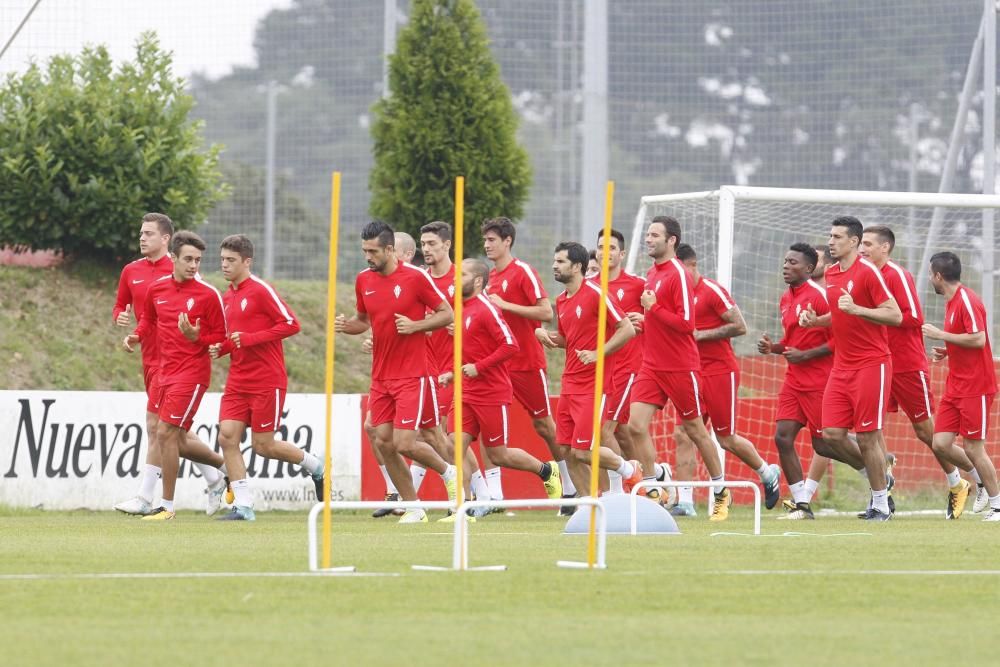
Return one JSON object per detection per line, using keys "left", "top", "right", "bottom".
{"left": 812, "top": 440, "right": 835, "bottom": 459}
{"left": 774, "top": 434, "right": 795, "bottom": 453}
{"left": 821, "top": 428, "right": 842, "bottom": 443}
{"left": 488, "top": 447, "right": 511, "bottom": 466}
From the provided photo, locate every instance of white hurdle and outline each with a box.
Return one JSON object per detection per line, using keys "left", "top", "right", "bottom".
{"left": 629, "top": 480, "right": 762, "bottom": 536}
{"left": 307, "top": 500, "right": 455, "bottom": 572}
{"left": 412, "top": 497, "right": 608, "bottom": 572}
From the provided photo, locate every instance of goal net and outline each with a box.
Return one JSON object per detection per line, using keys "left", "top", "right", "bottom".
{"left": 628, "top": 186, "right": 1000, "bottom": 507}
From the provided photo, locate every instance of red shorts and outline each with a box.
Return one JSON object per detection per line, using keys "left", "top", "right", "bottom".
{"left": 935, "top": 393, "right": 994, "bottom": 440}
{"left": 701, "top": 370, "right": 739, "bottom": 437}
{"left": 556, "top": 392, "right": 607, "bottom": 450}
{"left": 606, "top": 370, "right": 637, "bottom": 424}
{"left": 775, "top": 382, "right": 824, "bottom": 438}
{"left": 220, "top": 387, "right": 286, "bottom": 433}
{"left": 436, "top": 382, "right": 454, "bottom": 422}
{"left": 888, "top": 370, "right": 935, "bottom": 423}
{"left": 369, "top": 377, "right": 439, "bottom": 430}
{"left": 142, "top": 365, "right": 161, "bottom": 414}
{"left": 157, "top": 382, "right": 207, "bottom": 431}
{"left": 447, "top": 403, "right": 509, "bottom": 446}
{"left": 630, "top": 368, "right": 703, "bottom": 420}
{"left": 510, "top": 369, "right": 552, "bottom": 418}
{"left": 418, "top": 375, "right": 443, "bottom": 429}
{"left": 822, "top": 363, "right": 891, "bottom": 433}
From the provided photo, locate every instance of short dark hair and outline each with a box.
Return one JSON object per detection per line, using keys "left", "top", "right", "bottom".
{"left": 362, "top": 220, "right": 395, "bottom": 248}
{"left": 597, "top": 228, "right": 626, "bottom": 249}
{"left": 420, "top": 220, "right": 452, "bottom": 243}
{"left": 814, "top": 244, "right": 833, "bottom": 262}
{"left": 170, "top": 230, "right": 206, "bottom": 256}
{"left": 929, "top": 251, "right": 962, "bottom": 282}
{"left": 588, "top": 248, "right": 597, "bottom": 261}
{"left": 481, "top": 217, "right": 516, "bottom": 246}
{"left": 142, "top": 212, "right": 174, "bottom": 236}
{"left": 466, "top": 257, "right": 490, "bottom": 289}
{"left": 220, "top": 234, "right": 254, "bottom": 260}
{"left": 650, "top": 215, "right": 681, "bottom": 246}
{"left": 831, "top": 216, "right": 864, "bottom": 243}
{"left": 864, "top": 225, "right": 895, "bottom": 251}
{"left": 789, "top": 242, "right": 819, "bottom": 270}
{"left": 675, "top": 243, "right": 696, "bottom": 262}
{"left": 555, "top": 241, "right": 589, "bottom": 273}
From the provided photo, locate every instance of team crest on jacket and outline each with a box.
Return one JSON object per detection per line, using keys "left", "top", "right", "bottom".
{"left": 575, "top": 305, "right": 582, "bottom": 318}
{"left": 654, "top": 280, "right": 661, "bottom": 292}
{"left": 240, "top": 297, "right": 248, "bottom": 311}
{"left": 448, "top": 284, "right": 455, "bottom": 298}
{"left": 393, "top": 285, "right": 402, "bottom": 298}
{"left": 795, "top": 303, "right": 802, "bottom": 316}
{"left": 616, "top": 288, "right": 625, "bottom": 302}
{"left": 186, "top": 298, "right": 194, "bottom": 311}
{"left": 846, "top": 280, "right": 854, "bottom": 293}
{"left": 501, "top": 279, "right": 509, "bottom": 292}
{"left": 465, "top": 316, "right": 472, "bottom": 329}
{"left": 694, "top": 296, "right": 699, "bottom": 304}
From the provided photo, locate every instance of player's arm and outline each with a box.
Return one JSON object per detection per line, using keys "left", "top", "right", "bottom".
{"left": 838, "top": 291, "right": 902, "bottom": 326}
{"left": 922, "top": 322, "right": 987, "bottom": 349}
{"left": 126, "top": 289, "right": 155, "bottom": 352}
{"left": 490, "top": 295, "right": 553, "bottom": 323}
{"left": 396, "top": 300, "right": 453, "bottom": 334}
{"left": 535, "top": 327, "right": 565, "bottom": 349}
{"left": 470, "top": 320, "right": 520, "bottom": 373}
{"left": 190, "top": 295, "right": 228, "bottom": 347}
{"left": 335, "top": 311, "right": 371, "bottom": 335}
{"left": 232, "top": 294, "right": 301, "bottom": 349}
{"left": 602, "top": 315, "right": 636, "bottom": 356}
{"left": 695, "top": 305, "right": 747, "bottom": 342}
{"left": 641, "top": 285, "right": 694, "bottom": 333}
{"left": 112, "top": 270, "right": 132, "bottom": 326}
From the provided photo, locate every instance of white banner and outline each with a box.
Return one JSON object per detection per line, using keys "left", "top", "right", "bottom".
{"left": 0, "top": 390, "right": 362, "bottom": 511}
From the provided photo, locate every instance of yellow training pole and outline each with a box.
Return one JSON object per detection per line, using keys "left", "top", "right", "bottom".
{"left": 587, "top": 180, "right": 614, "bottom": 568}
{"left": 453, "top": 177, "right": 465, "bottom": 551}
{"left": 322, "top": 171, "right": 341, "bottom": 570}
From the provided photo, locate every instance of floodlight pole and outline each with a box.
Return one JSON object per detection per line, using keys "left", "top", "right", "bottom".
{"left": 982, "top": 0, "right": 996, "bottom": 334}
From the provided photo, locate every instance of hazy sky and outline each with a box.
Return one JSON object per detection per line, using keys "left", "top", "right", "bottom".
{"left": 1, "top": 0, "right": 292, "bottom": 79}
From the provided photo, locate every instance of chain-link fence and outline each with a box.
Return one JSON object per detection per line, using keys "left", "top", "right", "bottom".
{"left": 1, "top": 1, "right": 988, "bottom": 294}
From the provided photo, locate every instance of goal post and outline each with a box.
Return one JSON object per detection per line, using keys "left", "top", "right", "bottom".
{"left": 628, "top": 185, "right": 1000, "bottom": 504}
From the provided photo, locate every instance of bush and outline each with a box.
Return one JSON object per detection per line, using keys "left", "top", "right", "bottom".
{"left": 0, "top": 32, "right": 228, "bottom": 261}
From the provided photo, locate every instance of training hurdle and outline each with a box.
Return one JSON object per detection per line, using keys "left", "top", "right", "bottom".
{"left": 411, "top": 497, "right": 607, "bottom": 572}
{"left": 307, "top": 500, "right": 455, "bottom": 572}
{"left": 629, "top": 480, "right": 762, "bottom": 535}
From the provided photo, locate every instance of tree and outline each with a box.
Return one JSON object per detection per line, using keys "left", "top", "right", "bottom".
{"left": 0, "top": 33, "right": 227, "bottom": 262}
{"left": 369, "top": 0, "right": 531, "bottom": 247}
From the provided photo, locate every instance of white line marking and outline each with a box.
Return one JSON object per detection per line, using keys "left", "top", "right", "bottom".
{"left": 0, "top": 571, "right": 399, "bottom": 581}
{"left": 718, "top": 570, "right": 1000, "bottom": 576}
{"left": 710, "top": 532, "right": 873, "bottom": 538}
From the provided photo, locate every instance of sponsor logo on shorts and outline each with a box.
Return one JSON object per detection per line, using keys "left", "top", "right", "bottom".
{"left": 489, "top": 435, "right": 503, "bottom": 442}
{"left": 170, "top": 414, "right": 184, "bottom": 420}
{"left": 132, "top": 279, "right": 144, "bottom": 284}
{"left": 401, "top": 418, "right": 414, "bottom": 425}
{"left": 365, "top": 290, "right": 376, "bottom": 295}
{"left": 532, "top": 408, "right": 546, "bottom": 415}
{"left": 576, "top": 438, "right": 590, "bottom": 444}
{"left": 913, "top": 412, "right": 926, "bottom": 419}
{"left": 156, "top": 299, "right": 168, "bottom": 305}
{"left": 682, "top": 409, "right": 694, "bottom": 416}
{"left": 967, "top": 429, "right": 981, "bottom": 436}
{"left": 259, "top": 421, "right": 272, "bottom": 428}
{"left": 861, "top": 420, "right": 873, "bottom": 427}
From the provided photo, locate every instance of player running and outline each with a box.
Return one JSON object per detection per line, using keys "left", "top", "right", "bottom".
{"left": 336, "top": 221, "right": 457, "bottom": 524}
{"left": 861, "top": 226, "right": 978, "bottom": 518}
{"left": 124, "top": 231, "right": 228, "bottom": 521}
{"left": 626, "top": 217, "right": 730, "bottom": 520}
{"left": 207, "top": 234, "right": 324, "bottom": 521}
{"left": 482, "top": 217, "right": 578, "bottom": 509}
{"left": 673, "top": 244, "right": 782, "bottom": 510}
{"left": 114, "top": 214, "right": 229, "bottom": 517}
{"left": 536, "top": 242, "right": 638, "bottom": 497}
{"left": 799, "top": 216, "right": 901, "bottom": 521}
{"left": 922, "top": 252, "right": 1000, "bottom": 521}
{"left": 439, "top": 258, "right": 563, "bottom": 517}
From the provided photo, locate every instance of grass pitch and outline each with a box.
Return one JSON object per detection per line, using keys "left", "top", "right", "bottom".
{"left": 2, "top": 507, "right": 998, "bottom": 666}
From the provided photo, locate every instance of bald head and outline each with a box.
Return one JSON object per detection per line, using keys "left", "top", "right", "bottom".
{"left": 394, "top": 232, "right": 416, "bottom": 263}
{"left": 462, "top": 258, "right": 490, "bottom": 298}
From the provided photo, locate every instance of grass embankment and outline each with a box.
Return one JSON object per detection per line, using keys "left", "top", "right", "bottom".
{"left": 0, "top": 261, "right": 565, "bottom": 394}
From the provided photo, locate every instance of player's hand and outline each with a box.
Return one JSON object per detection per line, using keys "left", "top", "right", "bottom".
{"left": 487, "top": 293, "right": 508, "bottom": 310}
{"left": 446, "top": 322, "right": 455, "bottom": 335}
{"left": 208, "top": 343, "right": 222, "bottom": 359}
{"left": 575, "top": 349, "right": 597, "bottom": 365}
{"left": 692, "top": 329, "right": 705, "bottom": 342}
{"left": 921, "top": 323, "right": 944, "bottom": 340}
{"left": 462, "top": 363, "right": 479, "bottom": 378}
{"left": 931, "top": 345, "right": 947, "bottom": 362}
{"left": 178, "top": 313, "right": 201, "bottom": 342}
{"left": 799, "top": 303, "right": 819, "bottom": 327}
{"left": 535, "top": 327, "right": 558, "bottom": 349}
{"left": 439, "top": 372, "right": 454, "bottom": 386}
{"left": 627, "top": 311, "right": 644, "bottom": 332}
{"left": 782, "top": 347, "right": 809, "bottom": 364}
{"left": 361, "top": 337, "right": 373, "bottom": 354}
{"left": 229, "top": 332, "right": 243, "bottom": 349}
{"left": 122, "top": 333, "right": 139, "bottom": 353}
{"left": 115, "top": 304, "right": 132, "bottom": 327}
{"left": 394, "top": 313, "right": 419, "bottom": 334}
{"left": 757, "top": 332, "right": 773, "bottom": 354}
{"left": 640, "top": 289, "right": 657, "bottom": 309}
{"left": 334, "top": 313, "right": 348, "bottom": 333}
{"left": 837, "top": 288, "right": 857, "bottom": 315}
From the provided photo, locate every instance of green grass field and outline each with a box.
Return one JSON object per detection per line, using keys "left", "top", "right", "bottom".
{"left": 2, "top": 507, "right": 998, "bottom": 666}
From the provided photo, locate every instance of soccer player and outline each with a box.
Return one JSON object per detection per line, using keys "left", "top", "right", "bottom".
{"left": 922, "top": 252, "right": 1000, "bottom": 521}
{"left": 673, "top": 244, "right": 782, "bottom": 509}
{"left": 482, "top": 217, "right": 578, "bottom": 508}
{"left": 757, "top": 243, "right": 835, "bottom": 519}
{"left": 124, "top": 231, "right": 228, "bottom": 520}
{"left": 535, "top": 242, "right": 639, "bottom": 496}
{"left": 627, "top": 216, "right": 730, "bottom": 520}
{"left": 799, "top": 216, "right": 901, "bottom": 521}
{"left": 114, "top": 214, "right": 229, "bottom": 517}
{"left": 335, "top": 221, "right": 457, "bottom": 523}
{"left": 861, "top": 226, "right": 978, "bottom": 518}
{"left": 207, "top": 235, "right": 324, "bottom": 521}
{"left": 439, "top": 257, "right": 562, "bottom": 515}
